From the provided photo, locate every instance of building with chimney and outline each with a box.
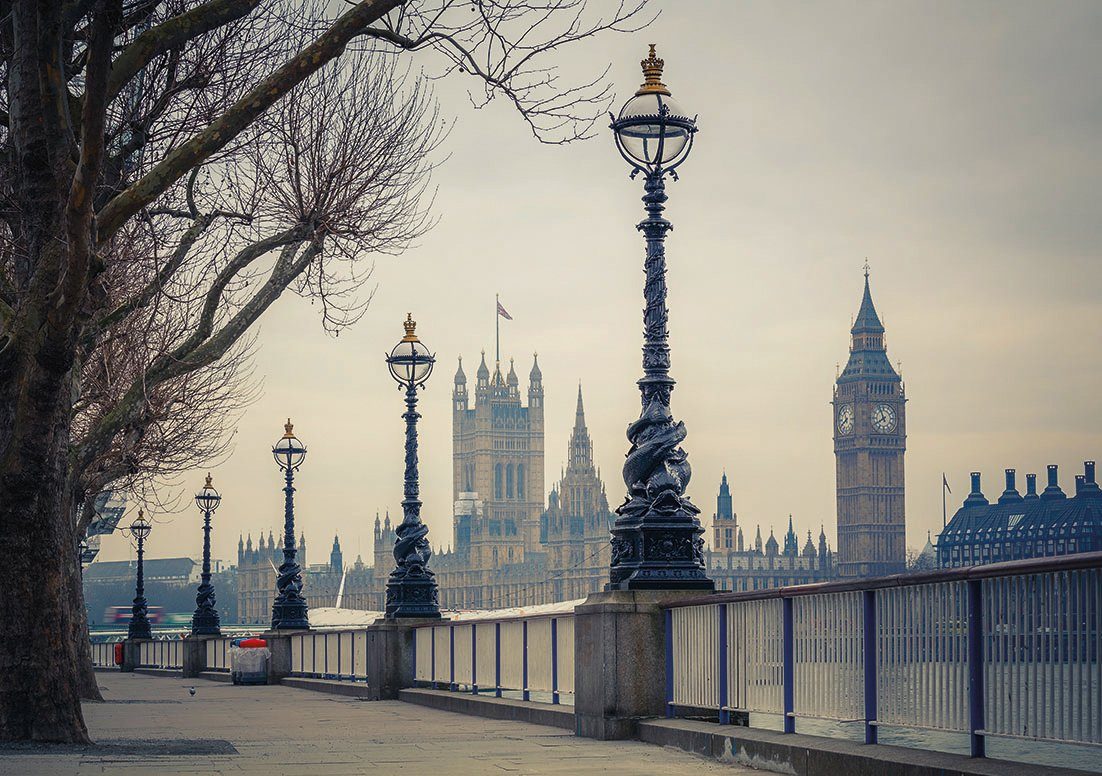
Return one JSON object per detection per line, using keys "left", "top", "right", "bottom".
{"left": 937, "top": 462, "right": 1102, "bottom": 568}
{"left": 833, "top": 268, "right": 907, "bottom": 577}
{"left": 706, "top": 473, "right": 836, "bottom": 591}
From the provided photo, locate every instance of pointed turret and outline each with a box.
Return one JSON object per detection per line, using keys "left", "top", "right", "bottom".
{"left": 736, "top": 526, "right": 744, "bottom": 552}
{"left": 476, "top": 351, "right": 490, "bottom": 392}
{"left": 716, "top": 472, "right": 733, "bottom": 520}
{"left": 754, "top": 525, "right": 763, "bottom": 554}
{"left": 567, "top": 383, "right": 594, "bottom": 471}
{"left": 246, "top": 533, "right": 253, "bottom": 553}
{"left": 330, "top": 534, "right": 343, "bottom": 574}
{"left": 818, "top": 525, "right": 828, "bottom": 560}
{"left": 838, "top": 266, "right": 898, "bottom": 383}
{"left": 507, "top": 358, "right": 518, "bottom": 387}
{"left": 454, "top": 356, "right": 466, "bottom": 385}
{"left": 765, "top": 529, "right": 779, "bottom": 556}
{"left": 783, "top": 515, "right": 799, "bottom": 556}
{"left": 803, "top": 530, "right": 817, "bottom": 559}
{"left": 529, "top": 353, "right": 542, "bottom": 382}
{"left": 852, "top": 266, "right": 885, "bottom": 335}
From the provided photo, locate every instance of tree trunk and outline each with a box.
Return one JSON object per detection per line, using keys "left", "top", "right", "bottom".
{"left": 0, "top": 347, "right": 91, "bottom": 742}
{"left": 71, "top": 555, "right": 103, "bottom": 702}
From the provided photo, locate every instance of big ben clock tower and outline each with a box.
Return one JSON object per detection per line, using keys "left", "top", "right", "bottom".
{"left": 833, "top": 267, "right": 906, "bottom": 577}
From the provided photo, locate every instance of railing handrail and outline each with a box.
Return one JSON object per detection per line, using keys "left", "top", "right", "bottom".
{"left": 664, "top": 551, "right": 1102, "bottom": 608}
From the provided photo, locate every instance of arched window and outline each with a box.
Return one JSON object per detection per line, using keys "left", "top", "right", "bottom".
{"left": 506, "top": 464, "right": 514, "bottom": 499}
{"left": 517, "top": 464, "right": 525, "bottom": 500}
{"left": 494, "top": 464, "right": 503, "bottom": 499}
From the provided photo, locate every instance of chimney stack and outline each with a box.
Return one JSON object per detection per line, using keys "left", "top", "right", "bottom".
{"left": 964, "top": 472, "right": 989, "bottom": 506}
{"left": 1024, "top": 473, "right": 1038, "bottom": 500}
{"left": 1041, "top": 464, "right": 1066, "bottom": 501}
{"left": 1075, "top": 474, "right": 1085, "bottom": 496}
{"left": 998, "top": 468, "right": 1023, "bottom": 504}
{"left": 1081, "top": 461, "right": 1101, "bottom": 497}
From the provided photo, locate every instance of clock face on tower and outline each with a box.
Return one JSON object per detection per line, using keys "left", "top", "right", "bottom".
{"left": 871, "top": 403, "right": 897, "bottom": 433}
{"left": 837, "top": 404, "right": 854, "bottom": 436}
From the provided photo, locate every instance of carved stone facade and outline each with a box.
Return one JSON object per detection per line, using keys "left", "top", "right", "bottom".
{"left": 833, "top": 270, "right": 907, "bottom": 577}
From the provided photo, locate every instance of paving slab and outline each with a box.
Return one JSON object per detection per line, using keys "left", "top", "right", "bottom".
{"left": 0, "top": 672, "right": 754, "bottom": 775}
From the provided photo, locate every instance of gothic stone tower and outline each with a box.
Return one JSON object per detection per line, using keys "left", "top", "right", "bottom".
{"left": 452, "top": 352, "right": 545, "bottom": 581}
{"left": 833, "top": 269, "right": 906, "bottom": 577}
{"left": 542, "top": 385, "right": 613, "bottom": 600}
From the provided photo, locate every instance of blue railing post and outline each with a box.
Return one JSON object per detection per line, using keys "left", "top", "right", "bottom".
{"left": 718, "top": 605, "right": 729, "bottom": 724}
{"left": 551, "top": 618, "right": 560, "bottom": 705}
{"left": 863, "top": 589, "right": 878, "bottom": 744}
{"left": 967, "top": 579, "right": 986, "bottom": 758}
{"left": 430, "top": 627, "right": 436, "bottom": 688}
{"left": 449, "top": 625, "right": 456, "bottom": 691}
{"left": 782, "top": 596, "right": 795, "bottom": 734}
{"left": 522, "top": 620, "right": 530, "bottom": 702}
{"left": 471, "top": 623, "right": 478, "bottom": 694}
{"left": 665, "top": 608, "right": 674, "bottom": 718}
{"left": 411, "top": 629, "right": 417, "bottom": 686}
{"left": 494, "top": 622, "right": 502, "bottom": 698}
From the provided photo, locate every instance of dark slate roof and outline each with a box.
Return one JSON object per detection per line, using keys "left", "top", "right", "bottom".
{"left": 940, "top": 488, "right": 1102, "bottom": 546}
{"left": 84, "top": 557, "right": 197, "bottom": 582}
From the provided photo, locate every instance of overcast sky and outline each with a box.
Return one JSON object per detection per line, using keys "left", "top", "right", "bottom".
{"left": 98, "top": 1, "right": 1102, "bottom": 577}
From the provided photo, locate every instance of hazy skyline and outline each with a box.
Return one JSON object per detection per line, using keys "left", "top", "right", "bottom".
{"left": 98, "top": 1, "right": 1102, "bottom": 579}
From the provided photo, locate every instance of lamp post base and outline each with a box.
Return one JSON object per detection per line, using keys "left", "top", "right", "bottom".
{"left": 271, "top": 596, "right": 310, "bottom": 631}
{"left": 191, "top": 612, "right": 221, "bottom": 636}
{"left": 607, "top": 517, "right": 715, "bottom": 591}
{"left": 385, "top": 573, "right": 441, "bottom": 619}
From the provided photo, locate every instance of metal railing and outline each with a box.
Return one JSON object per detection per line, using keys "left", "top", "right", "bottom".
{"left": 665, "top": 553, "right": 1102, "bottom": 756}
{"left": 90, "top": 638, "right": 122, "bottom": 668}
{"left": 204, "top": 636, "right": 237, "bottom": 672}
{"left": 413, "top": 613, "right": 575, "bottom": 705}
{"left": 289, "top": 630, "right": 369, "bottom": 680}
{"left": 138, "top": 635, "right": 185, "bottom": 669}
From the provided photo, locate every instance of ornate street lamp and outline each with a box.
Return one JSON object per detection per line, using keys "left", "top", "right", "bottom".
{"left": 270, "top": 419, "right": 310, "bottom": 630}
{"left": 191, "top": 473, "right": 222, "bottom": 636}
{"left": 383, "top": 314, "right": 441, "bottom": 618}
{"left": 127, "top": 510, "right": 154, "bottom": 639}
{"left": 606, "top": 45, "right": 713, "bottom": 591}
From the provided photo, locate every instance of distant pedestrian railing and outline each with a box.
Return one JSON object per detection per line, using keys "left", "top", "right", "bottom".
{"left": 665, "top": 552, "right": 1102, "bottom": 756}
{"left": 139, "top": 635, "right": 185, "bottom": 669}
{"left": 413, "top": 609, "right": 576, "bottom": 705}
{"left": 289, "top": 630, "right": 369, "bottom": 680}
{"left": 90, "top": 638, "right": 122, "bottom": 668}
{"left": 205, "top": 636, "right": 237, "bottom": 672}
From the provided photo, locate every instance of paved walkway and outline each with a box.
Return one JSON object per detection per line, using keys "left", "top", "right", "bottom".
{"left": 0, "top": 672, "right": 753, "bottom": 775}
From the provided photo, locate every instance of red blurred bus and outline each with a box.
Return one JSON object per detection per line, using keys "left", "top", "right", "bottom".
{"left": 104, "top": 605, "right": 164, "bottom": 625}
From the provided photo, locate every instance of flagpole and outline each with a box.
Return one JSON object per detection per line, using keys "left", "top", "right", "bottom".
{"left": 495, "top": 292, "right": 500, "bottom": 364}
{"left": 942, "top": 473, "right": 947, "bottom": 528}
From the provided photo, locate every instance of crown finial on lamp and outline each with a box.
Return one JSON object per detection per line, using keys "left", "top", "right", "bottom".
{"left": 205, "top": 472, "right": 213, "bottom": 488}
{"left": 636, "top": 44, "right": 670, "bottom": 96}
{"left": 283, "top": 418, "right": 294, "bottom": 438}
{"left": 402, "top": 313, "right": 419, "bottom": 342}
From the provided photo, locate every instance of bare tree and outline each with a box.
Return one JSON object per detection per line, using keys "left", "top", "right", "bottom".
{"left": 0, "top": 0, "right": 650, "bottom": 742}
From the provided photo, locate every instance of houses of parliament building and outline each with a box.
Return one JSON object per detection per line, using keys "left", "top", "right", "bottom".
{"left": 237, "top": 274, "right": 905, "bottom": 622}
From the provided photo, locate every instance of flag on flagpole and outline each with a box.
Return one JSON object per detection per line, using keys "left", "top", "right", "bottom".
{"left": 497, "top": 300, "right": 513, "bottom": 320}
{"left": 943, "top": 473, "right": 951, "bottom": 494}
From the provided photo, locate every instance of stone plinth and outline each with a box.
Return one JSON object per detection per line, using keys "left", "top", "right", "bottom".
{"left": 181, "top": 634, "right": 215, "bottom": 678}
{"left": 574, "top": 589, "right": 706, "bottom": 740}
{"left": 121, "top": 638, "right": 144, "bottom": 672}
{"left": 262, "top": 630, "right": 303, "bottom": 684}
{"left": 365, "top": 618, "right": 443, "bottom": 700}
